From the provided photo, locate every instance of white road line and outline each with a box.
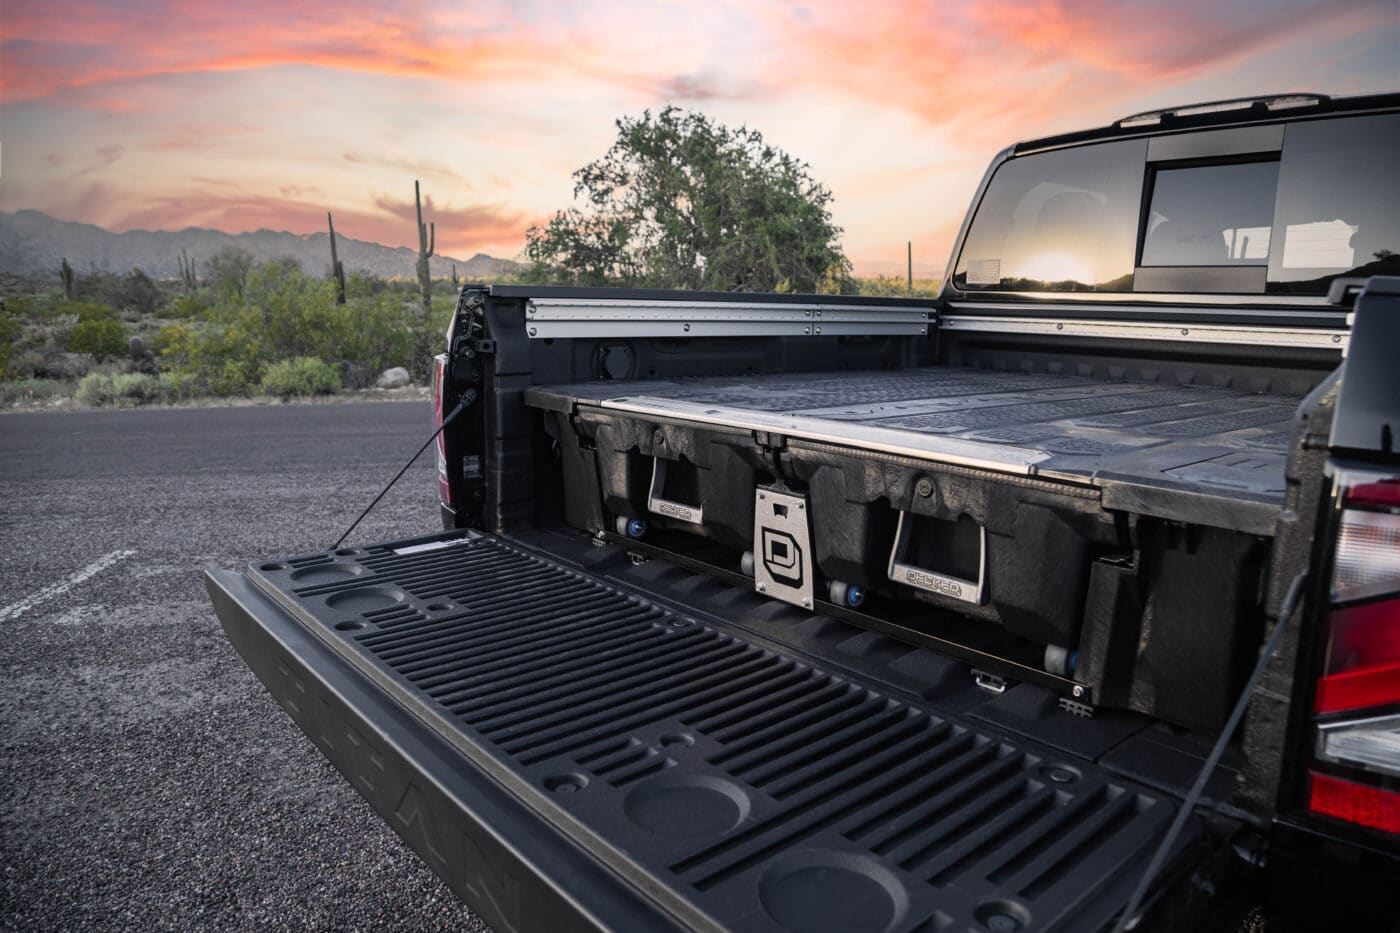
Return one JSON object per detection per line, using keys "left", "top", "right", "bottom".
{"left": 0, "top": 550, "right": 137, "bottom": 623}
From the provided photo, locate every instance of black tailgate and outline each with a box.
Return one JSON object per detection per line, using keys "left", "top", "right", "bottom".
{"left": 209, "top": 530, "right": 1199, "bottom": 932}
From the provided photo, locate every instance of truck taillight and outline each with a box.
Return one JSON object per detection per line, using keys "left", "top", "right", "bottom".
{"left": 1305, "top": 474, "right": 1400, "bottom": 835}
{"left": 1307, "top": 772, "right": 1400, "bottom": 835}
{"left": 433, "top": 353, "right": 452, "bottom": 508}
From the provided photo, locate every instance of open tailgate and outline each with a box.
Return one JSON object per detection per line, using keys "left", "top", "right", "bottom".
{"left": 207, "top": 529, "right": 1208, "bottom": 933}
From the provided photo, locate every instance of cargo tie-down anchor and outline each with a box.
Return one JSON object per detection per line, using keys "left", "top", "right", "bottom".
{"left": 887, "top": 511, "right": 988, "bottom": 605}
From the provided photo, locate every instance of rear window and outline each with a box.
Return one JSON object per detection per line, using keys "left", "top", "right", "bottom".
{"left": 1141, "top": 161, "right": 1279, "bottom": 267}
{"left": 953, "top": 139, "right": 1145, "bottom": 293}
{"left": 953, "top": 112, "right": 1400, "bottom": 298}
{"left": 1267, "top": 114, "right": 1400, "bottom": 294}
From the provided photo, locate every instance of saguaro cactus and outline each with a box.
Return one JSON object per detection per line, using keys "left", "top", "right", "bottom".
{"left": 60, "top": 257, "right": 75, "bottom": 300}
{"left": 414, "top": 179, "right": 435, "bottom": 315}
{"left": 327, "top": 211, "right": 346, "bottom": 305}
{"left": 411, "top": 181, "right": 437, "bottom": 378}
{"left": 177, "top": 249, "right": 197, "bottom": 292}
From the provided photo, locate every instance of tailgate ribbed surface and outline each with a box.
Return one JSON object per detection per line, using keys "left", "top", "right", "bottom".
{"left": 252, "top": 533, "right": 1181, "bottom": 933}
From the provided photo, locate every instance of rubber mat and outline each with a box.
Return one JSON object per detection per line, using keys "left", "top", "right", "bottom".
{"left": 250, "top": 531, "right": 1188, "bottom": 933}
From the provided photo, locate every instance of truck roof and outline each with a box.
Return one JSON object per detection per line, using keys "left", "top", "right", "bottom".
{"left": 1015, "top": 90, "right": 1400, "bottom": 155}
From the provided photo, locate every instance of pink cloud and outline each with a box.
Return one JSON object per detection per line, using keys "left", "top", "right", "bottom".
{"left": 761, "top": 0, "right": 1395, "bottom": 142}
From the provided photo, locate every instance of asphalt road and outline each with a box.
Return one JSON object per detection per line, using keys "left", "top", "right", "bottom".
{"left": 1, "top": 402, "right": 488, "bottom": 931}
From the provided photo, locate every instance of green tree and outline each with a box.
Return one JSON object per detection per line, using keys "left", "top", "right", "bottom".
{"left": 525, "top": 106, "right": 851, "bottom": 292}
{"left": 207, "top": 247, "right": 254, "bottom": 301}
{"left": 116, "top": 268, "right": 162, "bottom": 315}
{"left": 69, "top": 319, "right": 130, "bottom": 361}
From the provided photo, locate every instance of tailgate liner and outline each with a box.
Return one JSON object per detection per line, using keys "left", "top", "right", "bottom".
{"left": 242, "top": 530, "right": 1191, "bottom": 932}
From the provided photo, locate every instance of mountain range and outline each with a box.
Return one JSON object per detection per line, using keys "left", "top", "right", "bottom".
{"left": 0, "top": 210, "right": 520, "bottom": 282}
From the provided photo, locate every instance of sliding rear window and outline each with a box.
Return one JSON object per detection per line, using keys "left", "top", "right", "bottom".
{"left": 1140, "top": 160, "right": 1279, "bottom": 267}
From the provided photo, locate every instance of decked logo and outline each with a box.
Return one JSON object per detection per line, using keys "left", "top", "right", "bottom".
{"left": 905, "top": 568, "right": 963, "bottom": 598}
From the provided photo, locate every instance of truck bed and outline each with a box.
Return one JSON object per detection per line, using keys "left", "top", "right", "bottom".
{"left": 207, "top": 527, "right": 1238, "bottom": 933}
{"left": 528, "top": 366, "right": 1302, "bottom": 535}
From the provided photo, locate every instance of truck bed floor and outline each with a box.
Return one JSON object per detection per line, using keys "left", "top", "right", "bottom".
{"left": 234, "top": 529, "right": 1208, "bottom": 932}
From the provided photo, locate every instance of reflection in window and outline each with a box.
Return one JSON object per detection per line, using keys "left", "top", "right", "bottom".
{"left": 1269, "top": 114, "right": 1400, "bottom": 295}
{"left": 1222, "top": 227, "right": 1272, "bottom": 261}
{"left": 953, "top": 139, "right": 1145, "bottom": 292}
{"left": 1280, "top": 220, "right": 1359, "bottom": 270}
{"left": 1140, "top": 161, "right": 1279, "bottom": 267}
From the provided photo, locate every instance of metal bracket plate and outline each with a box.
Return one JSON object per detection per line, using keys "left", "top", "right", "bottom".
{"left": 752, "top": 487, "right": 814, "bottom": 610}
{"left": 647, "top": 459, "right": 703, "bottom": 525}
{"left": 887, "top": 511, "right": 987, "bottom": 605}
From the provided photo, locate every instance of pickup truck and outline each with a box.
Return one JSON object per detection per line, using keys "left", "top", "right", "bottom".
{"left": 207, "top": 92, "right": 1400, "bottom": 931}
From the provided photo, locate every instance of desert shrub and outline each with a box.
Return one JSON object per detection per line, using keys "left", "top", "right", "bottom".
{"left": 7, "top": 348, "right": 48, "bottom": 379}
{"left": 345, "top": 272, "right": 391, "bottom": 297}
{"left": 111, "top": 372, "right": 159, "bottom": 404}
{"left": 5, "top": 296, "right": 52, "bottom": 320}
{"left": 160, "top": 261, "right": 426, "bottom": 391}
{"left": 164, "top": 293, "right": 210, "bottom": 320}
{"left": 299, "top": 291, "right": 418, "bottom": 388}
{"left": 260, "top": 357, "right": 341, "bottom": 398}
{"left": 157, "top": 371, "right": 200, "bottom": 403}
{"left": 210, "top": 359, "right": 261, "bottom": 397}
{"left": 69, "top": 318, "right": 130, "bottom": 361}
{"left": 116, "top": 269, "right": 162, "bottom": 315}
{"left": 13, "top": 319, "right": 73, "bottom": 355}
{"left": 0, "top": 309, "right": 19, "bottom": 378}
{"left": 75, "top": 372, "right": 116, "bottom": 406}
{"left": 0, "top": 378, "right": 67, "bottom": 407}
{"left": 77, "top": 270, "right": 162, "bottom": 315}
{"left": 207, "top": 248, "right": 254, "bottom": 301}
{"left": 850, "top": 275, "right": 941, "bottom": 298}
{"left": 9, "top": 347, "right": 96, "bottom": 380}
{"left": 57, "top": 300, "right": 120, "bottom": 322}
{"left": 153, "top": 324, "right": 196, "bottom": 364}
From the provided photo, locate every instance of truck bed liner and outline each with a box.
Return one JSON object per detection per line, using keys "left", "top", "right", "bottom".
{"left": 528, "top": 367, "right": 1301, "bottom": 530}
{"left": 227, "top": 529, "right": 1203, "bottom": 932}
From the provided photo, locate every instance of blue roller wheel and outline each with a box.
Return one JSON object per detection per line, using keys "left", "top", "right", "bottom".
{"left": 845, "top": 585, "right": 866, "bottom": 609}
{"left": 627, "top": 518, "right": 647, "bottom": 538}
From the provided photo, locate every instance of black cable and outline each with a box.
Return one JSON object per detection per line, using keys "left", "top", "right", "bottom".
{"left": 331, "top": 389, "right": 473, "bottom": 550}
{"left": 1112, "top": 571, "right": 1310, "bottom": 932}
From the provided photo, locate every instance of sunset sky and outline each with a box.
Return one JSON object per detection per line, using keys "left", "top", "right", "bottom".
{"left": 2, "top": 0, "right": 1398, "bottom": 276}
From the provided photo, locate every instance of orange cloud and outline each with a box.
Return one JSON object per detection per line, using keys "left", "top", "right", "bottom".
{"left": 4, "top": 0, "right": 1396, "bottom": 276}
{"left": 761, "top": 0, "right": 1395, "bottom": 142}
{"left": 0, "top": 0, "right": 594, "bottom": 104}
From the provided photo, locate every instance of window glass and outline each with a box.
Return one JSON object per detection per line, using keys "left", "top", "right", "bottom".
{"left": 954, "top": 139, "right": 1145, "bottom": 292}
{"left": 1140, "top": 161, "right": 1279, "bottom": 266}
{"left": 1268, "top": 114, "right": 1400, "bottom": 294}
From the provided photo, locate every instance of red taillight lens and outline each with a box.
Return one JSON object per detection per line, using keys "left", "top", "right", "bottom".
{"left": 1307, "top": 772, "right": 1400, "bottom": 835}
{"left": 1315, "top": 599, "right": 1400, "bottom": 713}
{"left": 1305, "top": 472, "right": 1400, "bottom": 833}
{"left": 1347, "top": 479, "right": 1400, "bottom": 509}
{"left": 433, "top": 354, "right": 451, "bottom": 508}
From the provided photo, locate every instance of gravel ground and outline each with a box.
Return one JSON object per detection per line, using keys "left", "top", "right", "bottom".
{"left": 0, "top": 402, "right": 488, "bottom": 931}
